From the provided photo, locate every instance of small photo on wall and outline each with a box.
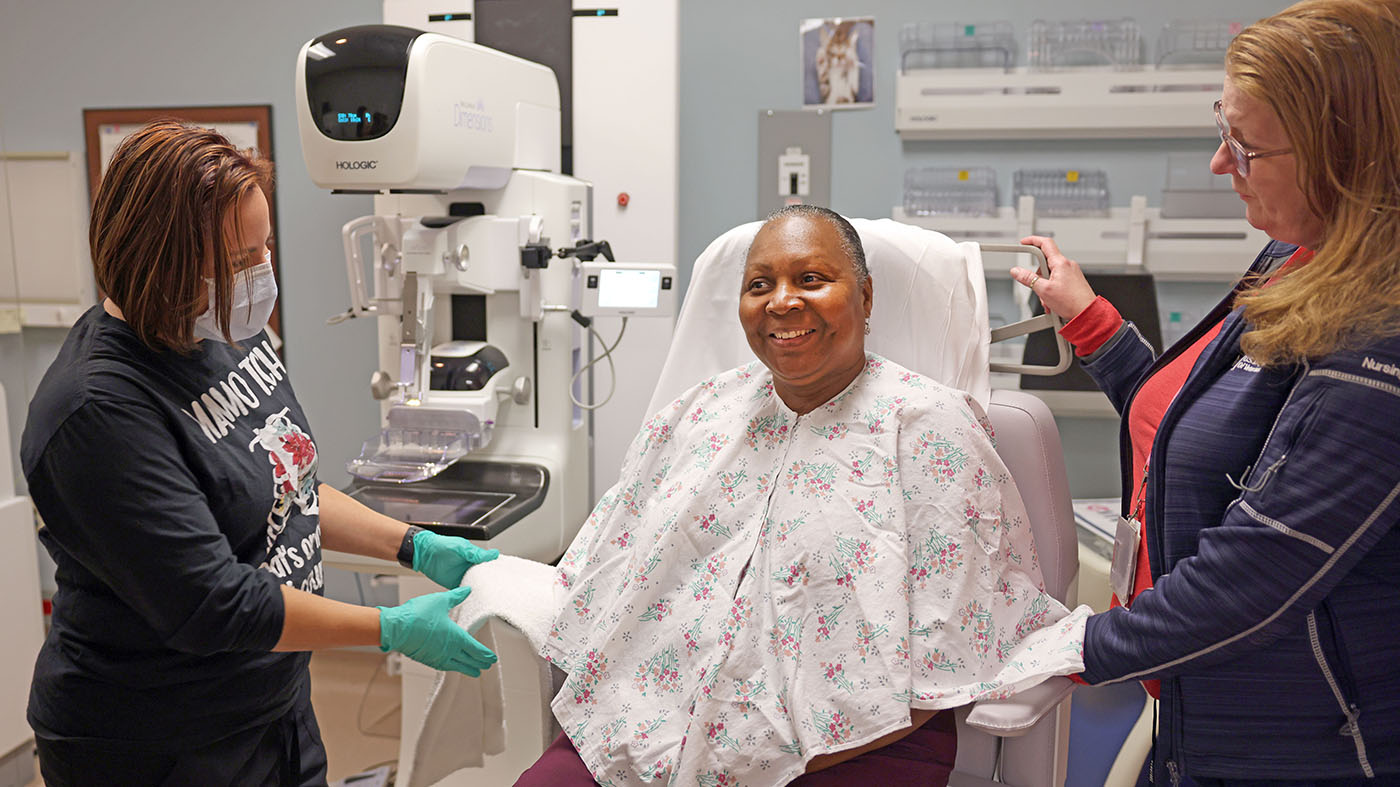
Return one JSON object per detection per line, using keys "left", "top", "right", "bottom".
{"left": 801, "top": 17, "right": 875, "bottom": 108}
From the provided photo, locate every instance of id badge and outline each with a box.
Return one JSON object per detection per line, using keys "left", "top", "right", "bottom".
{"left": 1110, "top": 515, "right": 1141, "bottom": 603}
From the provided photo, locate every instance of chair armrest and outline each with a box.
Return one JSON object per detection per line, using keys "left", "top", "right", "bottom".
{"left": 964, "top": 676, "right": 1076, "bottom": 737}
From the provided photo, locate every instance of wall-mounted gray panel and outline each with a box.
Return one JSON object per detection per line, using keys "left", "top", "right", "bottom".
{"left": 757, "top": 109, "right": 831, "bottom": 220}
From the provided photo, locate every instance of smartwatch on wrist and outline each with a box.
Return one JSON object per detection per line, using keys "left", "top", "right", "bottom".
{"left": 397, "top": 525, "right": 425, "bottom": 569}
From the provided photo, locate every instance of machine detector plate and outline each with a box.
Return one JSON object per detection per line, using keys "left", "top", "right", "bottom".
{"left": 348, "top": 487, "right": 514, "bottom": 529}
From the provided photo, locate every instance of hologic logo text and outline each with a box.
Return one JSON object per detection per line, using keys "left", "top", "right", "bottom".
{"left": 454, "top": 99, "right": 494, "bottom": 132}
{"left": 336, "top": 160, "right": 378, "bottom": 170}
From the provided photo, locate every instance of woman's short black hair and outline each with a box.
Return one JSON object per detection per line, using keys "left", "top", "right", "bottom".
{"left": 763, "top": 204, "right": 869, "bottom": 283}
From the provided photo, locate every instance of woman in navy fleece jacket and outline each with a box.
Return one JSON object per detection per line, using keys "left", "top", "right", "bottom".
{"left": 1011, "top": 0, "right": 1400, "bottom": 783}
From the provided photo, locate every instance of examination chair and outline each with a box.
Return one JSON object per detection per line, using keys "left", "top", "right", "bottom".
{"left": 649, "top": 218, "right": 1078, "bottom": 787}
{"left": 412, "top": 218, "right": 1078, "bottom": 787}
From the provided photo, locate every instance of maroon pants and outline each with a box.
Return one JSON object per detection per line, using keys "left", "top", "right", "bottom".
{"left": 515, "top": 710, "right": 957, "bottom": 786}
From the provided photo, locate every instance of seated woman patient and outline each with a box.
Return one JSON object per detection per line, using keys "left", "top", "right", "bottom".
{"left": 518, "top": 206, "right": 1088, "bottom": 786}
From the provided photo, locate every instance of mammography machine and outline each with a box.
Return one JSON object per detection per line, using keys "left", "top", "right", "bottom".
{"left": 295, "top": 25, "right": 675, "bottom": 782}
{"left": 296, "top": 24, "right": 672, "bottom": 565}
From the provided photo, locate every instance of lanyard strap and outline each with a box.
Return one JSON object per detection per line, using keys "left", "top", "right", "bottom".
{"left": 1131, "top": 459, "right": 1150, "bottom": 523}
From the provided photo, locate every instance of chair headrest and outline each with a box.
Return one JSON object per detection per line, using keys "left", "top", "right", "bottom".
{"left": 648, "top": 218, "right": 991, "bottom": 414}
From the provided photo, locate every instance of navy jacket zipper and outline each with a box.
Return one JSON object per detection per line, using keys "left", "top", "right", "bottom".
{"left": 1315, "top": 601, "right": 1366, "bottom": 745}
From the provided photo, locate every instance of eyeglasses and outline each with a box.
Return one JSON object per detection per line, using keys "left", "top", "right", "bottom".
{"left": 1214, "top": 100, "right": 1291, "bottom": 177}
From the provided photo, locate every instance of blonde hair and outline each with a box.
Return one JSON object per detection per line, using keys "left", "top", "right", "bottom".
{"left": 1228, "top": 0, "right": 1400, "bottom": 365}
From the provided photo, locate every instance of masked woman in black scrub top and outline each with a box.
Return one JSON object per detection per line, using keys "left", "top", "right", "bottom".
{"left": 22, "top": 120, "right": 498, "bottom": 786}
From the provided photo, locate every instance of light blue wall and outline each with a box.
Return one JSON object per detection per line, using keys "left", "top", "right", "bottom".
{"left": 0, "top": 0, "right": 383, "bottom": 497}
{"left": 678, "top": 0, "right": 1289, "bottom": 497}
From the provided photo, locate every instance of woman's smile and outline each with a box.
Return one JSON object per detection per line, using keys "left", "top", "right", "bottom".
{"left": 769, "top": 327, "right": 816, "bottom": 343}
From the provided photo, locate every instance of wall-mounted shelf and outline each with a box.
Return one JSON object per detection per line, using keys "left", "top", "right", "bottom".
{"left": 894, "top": 195, "right": 1268, "bottom": 281}
{"left": 895, "top": 66, "right": 1225, "bottom": 140}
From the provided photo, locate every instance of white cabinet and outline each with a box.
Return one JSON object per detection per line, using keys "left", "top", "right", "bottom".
{"left": 895, "top": 66, "right": 1225, "bottom": 141}
{"left": 0, "top": 153, "right": 94, "bottom": 330}
{"left": 0, "top": 382, "right": 43, "bottom": 779}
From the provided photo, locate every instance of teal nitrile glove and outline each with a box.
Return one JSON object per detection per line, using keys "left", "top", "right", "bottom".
{"left": 413, "top": 529, "right": 500, "bottom": 589}
{"left": 378, "top": 586, "right": 497, "bottom": 676}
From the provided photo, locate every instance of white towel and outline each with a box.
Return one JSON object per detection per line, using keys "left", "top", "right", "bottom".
{"left": 408, "top": 556, "right": 562, "bottom": 787}
{"left": 450, "top": 555, "right": 560, "bottom": 650}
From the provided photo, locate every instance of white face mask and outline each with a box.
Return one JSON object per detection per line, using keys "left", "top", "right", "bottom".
{"left": 193, "top": 253, "right": 278, "bottom": 343}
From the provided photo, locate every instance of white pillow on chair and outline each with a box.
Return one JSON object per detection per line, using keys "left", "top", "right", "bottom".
{"left": 648, "top": 217, "right": 991, "bottom": 414}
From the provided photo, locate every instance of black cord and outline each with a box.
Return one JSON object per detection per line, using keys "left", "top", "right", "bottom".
{"left": 570, "top": 317, "right": 628, "bottom": 410}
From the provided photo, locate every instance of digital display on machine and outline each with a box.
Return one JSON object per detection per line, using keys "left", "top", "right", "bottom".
{"left": 303, "top": 25, "right": 420, "bottom": 141}
{"left": 348, "top": 488, "right": 514, "bottom": 528}
{"left": 597, "top": 268, "right": 661, "bottom": 309}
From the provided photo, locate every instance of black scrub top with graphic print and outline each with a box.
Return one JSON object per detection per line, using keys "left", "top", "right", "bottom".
{"left": 21, "top": 306, "right": 325, "bottom": 750}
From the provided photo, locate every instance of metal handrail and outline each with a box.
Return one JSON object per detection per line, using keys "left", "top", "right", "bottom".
{"left": 980, "top": 243, "right": 1072, "bottom": 375}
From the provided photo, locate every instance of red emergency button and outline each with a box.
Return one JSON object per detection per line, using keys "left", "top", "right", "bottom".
{"left": 617, "top": 192, "right": 630, "bottom": 207}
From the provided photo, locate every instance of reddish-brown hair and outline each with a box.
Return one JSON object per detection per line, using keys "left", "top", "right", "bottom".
{"left": 91, "top": 119, "right": 273, "bottom": 351}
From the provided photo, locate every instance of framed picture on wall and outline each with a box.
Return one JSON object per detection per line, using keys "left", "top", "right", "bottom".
{"left": 801, "top": 17, "right": 876, "bottom": 108}
{"left": 81, "top": 105, "right": 285, "bottom": 351}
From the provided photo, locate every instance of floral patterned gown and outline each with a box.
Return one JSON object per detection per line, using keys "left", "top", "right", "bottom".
{"left": 544, "top": 354, "right": 1089, "bottom": 786}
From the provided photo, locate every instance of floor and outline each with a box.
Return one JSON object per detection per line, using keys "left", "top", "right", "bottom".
{"left": 309, "top": 649, "right": 404, "bottom": 785}
{"left": 21, "top": 649, "right": 402, "bottom": 787}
